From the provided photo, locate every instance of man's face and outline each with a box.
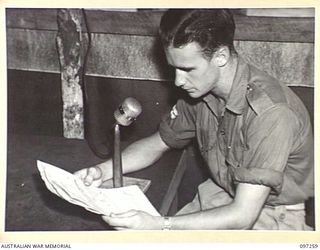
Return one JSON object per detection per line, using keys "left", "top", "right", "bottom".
{"left": 164, "top": 42, "right": 220, "bottom": 98}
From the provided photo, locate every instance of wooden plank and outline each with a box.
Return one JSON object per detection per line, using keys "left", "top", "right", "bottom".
{"left": 159, "top": 147, "right": 190, "bottom": 216}
{"left": 234, "top": 15, "right": 314, "bottom": 43}
{"left": 6, "top": 8, "right": 59, "bottom": 31}
{"left": 6, "top": 8, "right": 314, "bottom": 43}
{"left": 7, "top": 29, "right": 314, "bottom": 86}
{"left": 84, "top": 10, "right": 162, "bottom": 37}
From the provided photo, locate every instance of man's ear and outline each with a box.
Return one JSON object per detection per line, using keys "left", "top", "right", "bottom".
{"left": 212, "top": 46, "right": 230, "bottom": 67}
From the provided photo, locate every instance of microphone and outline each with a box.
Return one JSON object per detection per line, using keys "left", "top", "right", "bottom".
{"left": 114, "top": 97, "right": 142, "bottom": 126}
{"left": 112, "top": 97, "right": 142, "bottom": 188}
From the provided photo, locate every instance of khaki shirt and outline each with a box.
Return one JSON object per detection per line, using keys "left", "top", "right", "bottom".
{"left": 159, "top": 57, "right": 314, "bottom": 206}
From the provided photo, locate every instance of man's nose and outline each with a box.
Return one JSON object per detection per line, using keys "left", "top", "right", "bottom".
{"left": 175, "top": 70, "right": 185, "bottom": 87}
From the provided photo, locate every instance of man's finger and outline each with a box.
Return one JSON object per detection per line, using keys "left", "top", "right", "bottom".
{"left": 84, "top": 167, "right": 101, "bottom": 186}
{"left": 110, "top": 210, "right": 138, "bottom": 218}
{"left": 102, "top": 215, "right": 131, "bottom": 228}
{"left": 73, "top": 169, "right": 87, "bottom": 180}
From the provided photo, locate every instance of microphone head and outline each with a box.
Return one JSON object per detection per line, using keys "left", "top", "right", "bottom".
{"left": 114, "top": 97, "right": 142, "bottom": 126}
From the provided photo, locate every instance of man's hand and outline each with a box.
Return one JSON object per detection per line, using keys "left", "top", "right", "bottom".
{"left": 74, "top": 166, "right": 104, "bottom": 187}
{"left": 102, "top": 210, "right": 163, "bottom": 230}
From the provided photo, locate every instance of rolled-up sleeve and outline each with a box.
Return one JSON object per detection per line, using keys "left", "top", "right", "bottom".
{"left": 230, "top": 105, "right": 298, "bottom": 194}
{"left": 159, "top": 99, "right": 197, "bottom": 149}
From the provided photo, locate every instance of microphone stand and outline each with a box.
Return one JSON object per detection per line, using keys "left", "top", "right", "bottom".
{"left": 108, "top": 97, "right": 150, "bottom": 192}
{"left": 112, "top": 123, "right": 123, "bottom": 188}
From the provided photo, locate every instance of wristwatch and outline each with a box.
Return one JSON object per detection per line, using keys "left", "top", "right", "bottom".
{"left": 163, "top": 216, "right": 172, "bottom": 230}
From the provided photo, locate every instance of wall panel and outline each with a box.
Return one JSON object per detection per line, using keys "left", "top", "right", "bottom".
{"left": 7, "top": 30, "right": 314, "bottom": 86}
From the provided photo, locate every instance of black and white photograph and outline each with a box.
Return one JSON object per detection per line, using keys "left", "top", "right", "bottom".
{"left": 3, "top": 4, "right": 317, "bottom": 242}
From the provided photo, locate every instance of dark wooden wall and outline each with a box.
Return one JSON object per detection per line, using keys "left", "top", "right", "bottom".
{"left": 7, "top": 69, "right": 179, "bottom": 139}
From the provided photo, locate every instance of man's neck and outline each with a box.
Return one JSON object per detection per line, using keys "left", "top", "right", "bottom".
{"left": 212, "top": 55, "right": 238, "bottom": 103}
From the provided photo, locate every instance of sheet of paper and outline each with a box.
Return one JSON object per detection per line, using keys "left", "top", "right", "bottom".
{"left": 37, "top": 160, "right": 160, "bottom": 216}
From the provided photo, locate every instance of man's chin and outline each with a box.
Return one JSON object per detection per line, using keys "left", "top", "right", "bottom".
{"left": 187, "top": 91, "right": 201, "bottom": 98}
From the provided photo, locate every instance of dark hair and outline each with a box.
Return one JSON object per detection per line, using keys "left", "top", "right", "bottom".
{"left": 159, "top": 9, "right": 236, "bottom": 58}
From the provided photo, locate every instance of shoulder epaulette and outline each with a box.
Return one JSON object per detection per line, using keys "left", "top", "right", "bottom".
{"left": 246, "top": 81, "right": 287, "bottom": 115}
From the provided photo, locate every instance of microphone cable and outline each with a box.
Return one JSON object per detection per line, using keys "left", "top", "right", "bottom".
{"left": 81, "top": 8, "right": 111, "bottom": 159}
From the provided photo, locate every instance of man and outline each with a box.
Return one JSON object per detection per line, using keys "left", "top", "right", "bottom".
{"left": 75, "top": 9, "right": 314, "bottom": 230}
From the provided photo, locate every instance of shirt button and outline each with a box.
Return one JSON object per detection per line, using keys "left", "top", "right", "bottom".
{"left": 279, "top": 213, "right": 286, "bottom": 221}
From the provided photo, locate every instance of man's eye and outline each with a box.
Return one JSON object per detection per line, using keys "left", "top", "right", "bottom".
{"left": 178, "top": 68, "right": 192, "bottom": 73}
{"left": 180, "top": 67, "right": 194, "bottom": 72}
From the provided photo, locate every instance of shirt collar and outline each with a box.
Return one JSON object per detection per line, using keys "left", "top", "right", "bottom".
{"left": 203, "top": 57, "right": 249, "bottom": 116}
{"left": 225, "top": 57, "right": 249, "bottom": 115}
{"left": 203, "top": 93, "right": 220, "bottom": 117}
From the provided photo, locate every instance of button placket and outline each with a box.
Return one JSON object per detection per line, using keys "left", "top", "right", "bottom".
{"left": 197, "top": 113, "right": 218, "bottom": 155}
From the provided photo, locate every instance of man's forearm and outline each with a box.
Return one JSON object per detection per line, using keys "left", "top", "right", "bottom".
{"left": 166, "top": 202, "right": 252, "bottom": 230}
{"left": 165, "top": 183, "right": 270, "bottom": 230}
{"left": 97, "top": 132, "right": 170, "bottom": 181}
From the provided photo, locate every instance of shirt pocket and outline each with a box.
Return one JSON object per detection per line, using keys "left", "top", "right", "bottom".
{"left": 198, "top": 136, "right": 218, "bottom": 161}
{"left": 197, "top": 125, "right": 218, "bottom": 161}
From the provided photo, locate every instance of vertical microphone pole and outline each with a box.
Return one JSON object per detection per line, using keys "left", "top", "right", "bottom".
{"left": 112, "top": 97, "right": 142, "bottom": 189}
{"left": 113, "top": 123, "right": 123, "bottom": 188}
